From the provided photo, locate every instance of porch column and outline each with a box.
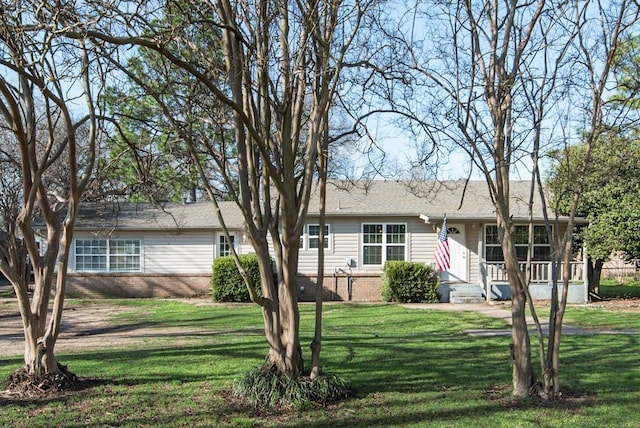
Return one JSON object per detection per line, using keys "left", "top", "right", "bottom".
{"left": 478, "top": 225, "right": 490, "bottom": 301}
{"left": 583, "top": 244, "right": 589, "bottom": 303}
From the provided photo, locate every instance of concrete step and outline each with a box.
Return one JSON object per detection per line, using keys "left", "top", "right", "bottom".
{"left": 450, "top": 295, "right": 485, "bottom": 304}
{"left": 449, "top": 287, "right": 485, "bottom": 304}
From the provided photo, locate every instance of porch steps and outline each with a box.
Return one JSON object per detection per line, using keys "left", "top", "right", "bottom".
{"left": 449, "top": 287, "right": 485, "bottom": 304}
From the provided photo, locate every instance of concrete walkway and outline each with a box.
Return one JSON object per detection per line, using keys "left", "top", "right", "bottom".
{"left": 401, "top": 302, "right": 640, "bottom": 336}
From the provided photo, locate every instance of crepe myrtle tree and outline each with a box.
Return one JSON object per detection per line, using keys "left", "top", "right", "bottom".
{"left": 0, "top": 4, "right": 99, "bottom": 378}
{"left": 546, "top": 34, "right": 640, "bottom": 298}
{"left": 397, "top": 0, "right": 639, "bottom": 397}
{"left": 59, "top": 0, "right": 373, "bottom": 378}
{"left": 526, "top": 2, "right": 639, "bottom": 399}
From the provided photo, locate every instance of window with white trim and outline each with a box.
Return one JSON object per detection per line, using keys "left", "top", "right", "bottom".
{"left": 362, "top": 223, "right": 406, "bottom": 265}
{"left": 485, "top": 225, "right": 550, "bottom": 261}
{"left": 306, "top": 224, "right": 330, "bottom": 250}
{"left": 75, "top": 239, "right": 141, "bottom": 272}
{"left": 218, "top": 234, "right": 236, "bottom": 257}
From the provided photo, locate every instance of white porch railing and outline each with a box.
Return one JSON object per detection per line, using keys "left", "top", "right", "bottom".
{"left": 484, "top": 261, "right": 584, "bottom": 284}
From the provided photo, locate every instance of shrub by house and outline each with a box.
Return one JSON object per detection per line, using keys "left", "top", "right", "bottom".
{"left": 381, "top": 261, "right": 440, "bottom": 303}
{"left": 212, "top": 254, "right": 263, "bottom": 302}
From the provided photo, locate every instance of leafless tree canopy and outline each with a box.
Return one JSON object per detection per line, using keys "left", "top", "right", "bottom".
{"left": 0, "top": 1, "right": 101, "bottom": 378}
{"left": 394, "top": 0, "right": 640, "bottom": 397}
{"left": 32, "top": 0, "right": 383, "bottom": 377}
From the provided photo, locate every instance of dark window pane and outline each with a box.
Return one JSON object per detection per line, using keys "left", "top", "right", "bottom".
{"left": 386, "top": 224, "right": 406, "bottom": 244}
{"left": 516, "top": 246, "right": 528, "bottom": 261}
{"left": 514, "top": 226, "right": 528, "bottom": 244}
{"left": 534, "top": 246, "right": 551, "bottom": 260}
{"left": 486, "top": 246, "right": 504, "bottom": 261}
{"left": 534, "top": 226, "right": 549, "bottom": 244}
{"left": 363, "top": 224, "right": 383, "bottom": 244}
{"left": 308, "top": 224, "right": 329, "bottom": 249}
{"left": 363, "top": 246, "right": 382, "bottom": 265}
{"left": 486, "top": 226, "right": 499, "bottom": 245}
{"left": 386, "top": 246, "right": 405, "bottom": 261}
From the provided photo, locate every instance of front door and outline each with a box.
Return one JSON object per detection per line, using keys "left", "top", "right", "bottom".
{"left": 441, "top": 224, "right": 467, "bottom": 282}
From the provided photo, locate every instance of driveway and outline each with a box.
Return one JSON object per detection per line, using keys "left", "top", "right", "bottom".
{"left": 0, "top": 298, "right": 221, "bottom": 357}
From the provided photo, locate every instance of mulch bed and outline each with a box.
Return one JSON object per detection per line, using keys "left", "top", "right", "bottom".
{"left": 0, "top": 365, "right": 104, "bottom": 403}
{"left": 483, "top": 383, "right": 595, "bottom": 412}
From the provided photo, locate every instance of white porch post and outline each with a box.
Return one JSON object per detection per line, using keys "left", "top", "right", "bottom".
{"left": 478, "top": 225, "right": 490, "bottom": 301}
{"left": 583, "top": 244, "right": 589, "bottom": 304}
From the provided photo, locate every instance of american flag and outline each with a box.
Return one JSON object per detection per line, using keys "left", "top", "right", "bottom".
{"left": 435, "top": 217, "right": 450, "bottom": 272}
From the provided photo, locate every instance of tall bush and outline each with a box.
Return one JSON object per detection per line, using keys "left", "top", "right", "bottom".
{"left": 381, "top": 261, "right": 440, "bottom": 303}
{"left": 212, "top": 254, "right": 263, "bottom": 302}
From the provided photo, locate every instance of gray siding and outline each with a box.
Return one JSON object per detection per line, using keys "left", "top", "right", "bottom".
{"left": 71, "top": 231, "right": 215, "bottom": 274}
{"left": 297, "top": 218, "right": 360, "bottom": 274}
{"left": 297, "top": 215, "right": 435, "bottom": 274}
{"left": 410, "top": 218, "right": 437, "bottom": 269}
{"left": 71, "top": 229, "right": 256, "bottom": 275}
{"left": 144, "top": 232, "right": 214, "bottom": 273}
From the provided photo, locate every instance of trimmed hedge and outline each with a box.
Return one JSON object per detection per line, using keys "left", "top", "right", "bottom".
{"left": 381, "top": 260, "right": 440, "bottom": 303}
{"left": 212, "top": 254, "right": 263, "bottom": 302}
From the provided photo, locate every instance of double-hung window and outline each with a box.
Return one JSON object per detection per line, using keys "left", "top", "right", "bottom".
{"left": 218, "top": 234, "right": 236, "bottom": 257}
{"left": 300, "top": 224, "right": 330, "bottom": 250}
{"left": 362, "top": 223, "right": 406, "bottom": 265}
{"left": 485, "top": 225, "right": 550, "bottom": 261}
{"left": 307, "top": 224, "right": 329, "bottom": 249}
{"left": 75, "top": 239, "right": 141, "bottom": 272}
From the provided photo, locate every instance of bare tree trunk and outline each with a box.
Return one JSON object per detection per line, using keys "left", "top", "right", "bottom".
{"left": 510, "top": 290, "right": 533, "bottom": 395}
{"left": 587, "top": 258, "right": 603, "bottom": 300}
{"left": 310, "top": 133, "right": 328, "bottom": 380}
{"left": 271, "top": 239, "right": 303, "bottom": 376}
{"left": 542, "top": 256, "right": 560, "bottom": 399}
{"left": 16, "top": 214, "right": 63, "bottom": 376}
{"left": 502, "top": 228, "right": 534, "bottom": 395}
{"left": 0, "top": 23, "right": 98, "bottom": 377}
{"left": 66, "top": 0, "right": 365, "bottom": 384}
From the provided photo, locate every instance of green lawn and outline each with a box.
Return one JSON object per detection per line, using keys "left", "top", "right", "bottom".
{"left": 599, "top": 280, "right": 640, "bottom": 299}
{"left": 558, "top": 304, "right": 640, "bottom": 330}
{"left": 1, "top": 300, "right": 640, "bottom": 427}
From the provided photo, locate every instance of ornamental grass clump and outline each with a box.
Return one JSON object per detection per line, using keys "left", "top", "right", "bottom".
{"left": 232, "top": 365, "right": 349, "bottom": 408}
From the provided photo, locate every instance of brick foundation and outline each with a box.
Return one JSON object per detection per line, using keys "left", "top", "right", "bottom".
{"left": 297, "top": 272, "right": 383, "bottom": 302}
{"left": 66, "top": 272, "right": 384, "bottom": 301}
{"left": 66, "top": 273, "right": 212, "bottom": 298}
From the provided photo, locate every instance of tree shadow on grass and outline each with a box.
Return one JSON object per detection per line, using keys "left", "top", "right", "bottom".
{"left": 319, "top": 332, "right": 510, "bottom": 393}
{"left": 0, "top": 335, "right": 268, "bottom": 403}
{"left": 3, "top": 304, "right": 634, "bottom": 426}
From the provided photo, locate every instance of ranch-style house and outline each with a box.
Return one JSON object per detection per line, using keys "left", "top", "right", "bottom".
{"left": 61, "top": 180, "right": 588, "bottom": 303}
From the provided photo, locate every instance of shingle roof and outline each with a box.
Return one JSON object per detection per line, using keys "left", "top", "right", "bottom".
{"left": 309, "top": 180, "right": 550, "bottom": 221}
{"left": 72, "top": 180, "right": 557, "bottom": 230}
{"left": 73, "top": 201, "right": 245, "bottom": 231}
